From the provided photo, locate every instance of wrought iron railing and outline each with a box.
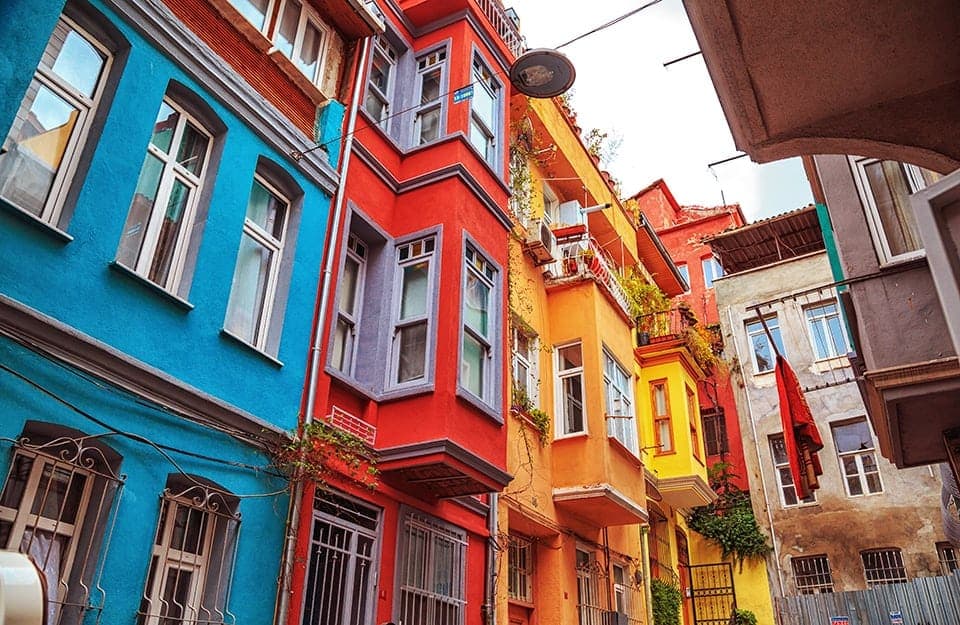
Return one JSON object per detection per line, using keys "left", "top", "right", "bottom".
{"left": 636, "top": 308, "right": 698, "bottom": 345}
{"left": 473, "top": 0, "right": 525, "bottom": 57}
{"left": 549, "top": 239, "right": 633, "bottom": 319}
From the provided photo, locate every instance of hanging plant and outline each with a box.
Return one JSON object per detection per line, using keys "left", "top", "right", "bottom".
{"left": 511, "top": 383, "right": 551, "bottom": 446}
{"left": 275, "top": 421, "right": 378, "bottom": 490}
{"left": 650, "top": 578, "right": 682, "bottom": 625}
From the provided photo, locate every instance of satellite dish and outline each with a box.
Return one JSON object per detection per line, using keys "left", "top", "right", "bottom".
{"left": 510, "top": 48, "right": 576, "bottom": 98}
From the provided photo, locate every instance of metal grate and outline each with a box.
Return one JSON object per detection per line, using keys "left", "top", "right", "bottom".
{"left": 861, "top": 548, "right": 907, "bottom": 587}
{"left": 791, "top": 555, "right": 834, "bottom": 594}
{"left": 937, "top": 542, "right": 958, "bottom": 576}
{"left": 325, "top": 406, "right": 376, "bottom": 445}
{"left": 507, "top": 534, "right": 533, "bottom": 603}
{"left": 575, "top": 549, "right": 605, "bottom": 625}
{"left": 397, "top": 512, "right": 467, "bottom": 625}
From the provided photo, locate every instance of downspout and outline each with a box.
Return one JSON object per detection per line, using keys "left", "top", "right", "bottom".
{"left": 725, "top": 305, "right": 785, "bottom": 596}
{"left": 275, "top": 34, "right": 371, "bottom": 625}
{"left": 640, "top": 526, "right": 654, "bottom": 625}
{"left": 484, "top": 492, "right": 499, "bottom": 625}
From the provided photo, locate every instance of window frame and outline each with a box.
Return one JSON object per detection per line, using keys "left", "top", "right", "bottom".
{"left": 507, "top": 533, "right": 534, "bottom": 604}
{"left": 676, "top": 262, "right": 690, "bottom": 293}
{"left": 228, "top": 0, "right": 275, "bottom": 31}
{"left": 541, "top": 182, "right": 560, "bottom": 226}
{"left": 804, "top": 299, "right": 850, "bottom": 361}
{"left": 364, "top": 34, "right": 397, "bottom": 130}
{"left": 468, "top": 53, "right": 501, "bottom": 168}
{"left": 850, "top": 156, "right": 936, "bottom": 265}
{"left": 331, "top": 233, "right": 368, "bottom": 376}
{"left": 555, "top": 341, "right": 586, "bottom": 437}
{"left": 0, "top": 13, "right": 114, "bottom": 228}
{"left": 511, "top": 326, "right": 539, "bottom": 410}
{"left": 830, "top": 418, "right": 883, "bottom": 497}
{"left": 575, "top": 547, "right": 602, "bottom": 625}
{"left": 459, "top": 239, "right": 501, "bottom": 410}
{"left": 745, "top": 315, "right": 784, "bottom": 374}
{"left": 650, "top": 379, "right": 673, "bottom": 454}
{"left": 412, "top": 49, "right": 447, "bottom": 146}
{"left": 702, "top": 407, "right": 728, "bottom": 457}
{"left": 791, "top": 554, "right": 834, "bottom": 594}
{"left": 937, "top": 541, "right": 959, "bottom": 576}
{"left": 603, "top": 349, "right": 637, "bottom": 454}
{"left": 388, "top": 232, "right": 439, "bottom": 391}
{"left": 686, "top": 385, "right": 701, "bottom": 461}
{"left": 770, "top": 434, "right": 817, "bottom": 507}
{"left": 860, "top": 548, "right": 907, "bottom": 587}
{"left": 701, "top": 255, "right": 723, "bottom": 289}
{"left": 395, "top": 509, "right": 467, "bottom": 625}
{"left": 272, "top": 0, "right": 331, "bottom": 86}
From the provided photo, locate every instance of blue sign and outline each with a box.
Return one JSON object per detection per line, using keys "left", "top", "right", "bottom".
{"left": 889, "top": 611, "right": 903, "bottom": 625}
{"left": 453, "top": 84, "right": 474, "bottom": 103}
{"left": 830, "top": 618, "right": 850, "bottom": 625}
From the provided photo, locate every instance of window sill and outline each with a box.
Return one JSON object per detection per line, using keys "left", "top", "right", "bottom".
{"left": 456, "top": 386, "right": 503, "bottom": 424}
{"left": 267, "top": 49, "right": 330, "bottom": 107}
{"left": 783, "top": 500, "right": 821, "bottom": 510}
{"left": 554, "top": 432, "right": 588, "bottom": 442}
{"left": 877, "top": 251, "right": 926, "bottom": 270}
{"left": 324, "top": 364, "right": 378, "bottom": 401}
{"left": 220, "top": 329, "right": 283, "bottom": 367}
{"left": 812, "top": 355, "right": 850, "bottom": 373}
{"left": 379, "top": 383, "right": 434, "bottom": 403}
{"left": 507, "top": 598, "right": 535, "bottom": 609}
{"left": 654, "top": 449, "right": 677, "bottom": 457}
{"left": 0, "top": 198, "right": 74, "bottom": 243}
{"left": 108, "top": 262, "right": 194, "bottom": 311}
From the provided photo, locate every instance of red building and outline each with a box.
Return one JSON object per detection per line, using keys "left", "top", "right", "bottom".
{"left": 633, "top": 179, "right": 750, "bottom": 490}
{"left": 289, "top": 1, "right": 522, "bottom": 624}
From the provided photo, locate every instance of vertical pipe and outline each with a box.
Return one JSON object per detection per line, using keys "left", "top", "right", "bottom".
{"left": 485, "top": 492, "right": 499, "bottom": 625}
{"left": 640, "top": 526, "right": 654, "bottom": 625}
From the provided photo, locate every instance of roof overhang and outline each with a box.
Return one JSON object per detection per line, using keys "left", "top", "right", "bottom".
{"left": 682, "top": 0, "right": 960, "bottom": 173}
{"left": 656, "top": 473, "right": 717, "bottom": 510}
{"left": 553, "top": 483, "right": 649, "bottom": 526}
{"left": 378, "top": 439, "right": 512, "bottom": 499}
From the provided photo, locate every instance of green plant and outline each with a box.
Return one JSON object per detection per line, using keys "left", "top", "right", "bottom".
{"left": 275, "top": 421, "right": 378, "bottom": 490}
{"left": 617, "top": 270, "right": 671, "bottom": 320}
{"left": 683, "top": 323, "right": 726, "bottom": 374}
{"left": 526, "top": 408, "right": 551, "bottom": 445}
{"left": 510, "top": 383, "right": 551, "bottom": 446}
{"left": 732, "top": 609, "right": 758, "bottom": 625}
{"left": 687, "top": 463, "right": 771, "bottom": 567}
{"left": 650, "top": 578, "right": 682, "bottom": 625}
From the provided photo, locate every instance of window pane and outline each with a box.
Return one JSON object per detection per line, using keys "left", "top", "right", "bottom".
{"left": 563, "top": 375, "right": 583, "bottom": 433}
{"left": 297, "top": 20, "right": 322, "bottom": 80}
{"left": 0, "top": 455, "right": 32, "bottom": 510}
{"left": 863, "top": 160, "right": 921, "bottom": 256}
{"left": 246, "top": 180, "right": 285, "bottom": 239}
{"left": 653, "top": 385, "right": 667, "bottom": 416}
{"left": 116, "top": 153, "right": 164, "bottom": 268}
{"left": 657, "top": 419, "right": 672, "bottom": 451}
{"left": 31, "top": 464, "right": 86, "bottom": 524}
{"left": 370, "top": 52, "right": 390, "bottom": 92}
{"left": 50, "top": 26, "right": 107, "bottom": 99}
{"left": 0, "top": 82, "right": 78, "bottom": 216}
{"left": 400, "top": 261, "right": 429, "bottom": 319}
{"left": 365, "top": 92, "right": 387, "bottom": 123}
{"left": 176, "top": 122, "right": 208, "bottom": 176}
{"left": 398, "top": 322, "right": 427, "bottom": 382}
{"left": 276, "top": 0, "right": 299, "bottom": 59}
{"left": 470, "top": 118, "right": 491, "bottom": 158}
{"left": 225, "top": 232, "right": 273, "bottom": 343}
{"left": 462, "top": 332, "right": 484, "bottom": 396}
{"left": 472, "top": 80, "right": 495, "bottom": 129}
{"left": 558, "top": 344, "right": 582, "bottom": 370}
{"left": 150, "top": 102, "right": 178, "bottom": 153}
{"left": 420, "top": 69, "right": 441, "bottom": 104}
{"left": 833, "top": 420, "right": 872, "bottom": 453}
{"left": 148, "top": 178, "right": 192, "bottom": 285}
{"left": 229, "top": 0, "right": 271, "bottom": 29}
{"left": 339, "top": 256, "right": 360, "bottom": 315}
{"left": 331, "top": 317, "right": 353, "bottom": 372}
{"left": 464, "top": 272, "right": 489, "bottom": 336}
{"left": 417, "top": 108, "right": 440, "bottom": 144}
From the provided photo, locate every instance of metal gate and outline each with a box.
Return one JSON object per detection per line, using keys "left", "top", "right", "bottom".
{"left": 688, "top": 562, "right": 737, "bottom": 625}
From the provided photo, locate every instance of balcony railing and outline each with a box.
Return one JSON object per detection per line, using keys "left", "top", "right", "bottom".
{"left": 473, "top": 0, "right": 525, "bottom": 57}
{"left": 549, "top": 238, "right": 632, "bottom": 319}
{"left": 636, "top": 308, "right": 697, "bottom": 345}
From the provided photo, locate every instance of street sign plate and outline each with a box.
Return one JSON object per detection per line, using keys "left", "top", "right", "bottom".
{"left": 453, "top": 85, "right": 474, "bottom": 103}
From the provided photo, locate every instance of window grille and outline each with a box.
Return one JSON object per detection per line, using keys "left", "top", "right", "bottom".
{"left": 575, "top": 549, "right": 604, "bottom": 625}
{"left": 507, "top": 534, "right": 533, "bottom": 603}
{"left": 937, "top": 541, "right": 959, "bottom": 576}
{"left": 397, "top": 511, "right": 466, "bottom": 625}
{"left": 861, "top": 548, "right": 907, "bottom": 586}
{"left": 612, "top": 563, "right": 644, "bottom": 625}
{"left": 791, "top": 555, "right": 834, "bottom": 594}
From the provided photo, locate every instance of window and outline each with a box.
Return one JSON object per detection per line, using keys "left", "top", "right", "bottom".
{"left": 228, "top": 0, "right": 273, "bottom": 29}
{"left": 364, "top": 35, "right": 396, "bottom": 129}
{"left": 861, "top": 548, "right": 907, "bottom": 586}
{"left": 937, "top": 541, "right": 959, "bottom": 575}
{"left": 647, "top": 507, "right": 671, "bottom": 580}
{"left": 273, "top": 0, "right": 330, "bottom": 85}
{"left": 701, "top": 256, "right": 723, "bottom": 288}
{"left": 792, "top": 555, "right": 834, "bottom": 594}
{"left": 702, "top": 407, "right": 728, "bottom": 456}
{"left": 139, "top": 476, "right": 240, "bottom": 625}
{"left": 0, "top": 423, "right": 123, "bottom": 625}
{"left": 512, "top": 328, "right": 538, "bottom": 409}
{"left": 770, "top": 435, "right": 816, "bottom": 506}
{"left": 331, "top": 234, "right": 367, "bottom": 375}
{"left": 745, "top": 316, "right": 784, "bottom": 374}
{"left": 556, "top": 343, "right": 585, "bottom": 435}
{"left": 396, "top": 511, "right": 466, "bottom": 625}
{"left": 612, "top": 563, "right": 642, "bottom": 623}
{"left": 391, "top": 235, "right": 436, "bottom": 387}
{"left": 224, "top": 174, "right": 290, "bottom": 353}
{"left": 676, "top": 263, "right": 690, "bottom": 293}
{"left": 469, "top": 55, "right": 500, "bottom": 165}
{"left": 541, "top": 183, "right": 560, "bottom": 226}
{"left": 651, "top": 380, "right": 673, "bottom": 453}
{"left": 507, "top": 534, "right": 533, "bottom": 603}
{"left": 0, "top": 13, "right": 112, "bottom": 226}
{"left": 413, "top": 50, "right": 446, "bottom": 145}
{"left": 116, "top": 95, "right": 215, "bottom": 293}
{"left": 302, "top": 490, "right": 379, "bottom": 625}
{"left": 461, "top": 245, "right": 498, "bottom": 403}
{"left": 687, "top": 386, "right": 701, "bottom": 460}
{"left": 831, "top": 419, "right": 882, "bottom": 496}
{"left": 851, "top": 157, "right": 942, "bottom": 264}
{"left": 575, "top": 548, "right": 602, "bottom": 625}
{"left": 604, "top": 350, "right": 637, "bottom": 453}
{"left": 804, "top": 300, "right": 850, "bottom": 360}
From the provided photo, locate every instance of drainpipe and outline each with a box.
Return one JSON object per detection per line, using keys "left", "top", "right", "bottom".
{"left": 725, "top": 305, "right": 785, "bottom": 596}
{"left": 275, "top": 34, "right": 371, "bottom": 625}
{"left": 640, "top": 526, "right": 654, "bottom": 625}
{"left": 484, "top": 493, "right": 499, "bottom": 625}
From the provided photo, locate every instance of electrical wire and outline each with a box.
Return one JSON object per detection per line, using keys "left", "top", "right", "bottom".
{"left": 554, "top": 0, "right": 665, "bottom": 50}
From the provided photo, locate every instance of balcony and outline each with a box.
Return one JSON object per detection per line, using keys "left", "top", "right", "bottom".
{"left": 636, "top": 308, "right": 697, "bottom": 346}
{"left": 546, "top": 237, "right": 633, "bottom": 321}
{"left": 473, "top": 0, "right": 525, "bottom": 57}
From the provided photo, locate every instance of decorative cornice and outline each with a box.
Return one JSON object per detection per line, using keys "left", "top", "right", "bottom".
{"left": 864, "top": 357, "right": 960, "bottom": 390}
{"left": 105, "top": 0, "right": 340, "bottom": 194}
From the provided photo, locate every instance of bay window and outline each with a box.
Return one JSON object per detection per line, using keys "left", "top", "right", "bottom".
{"left": 391, "top": 236, "right": 436, "bottom": 386}
{"left": 274, "top": 0, "right": 330, "bottom": 85}
{"left": 604, "top": 350, "right": 637, "bottom": 453}
{"left": 469, "top": 55, "right": 500, "bottom": 166}
{"left": 461, "top": 244, "right": 498, "bottom": 404}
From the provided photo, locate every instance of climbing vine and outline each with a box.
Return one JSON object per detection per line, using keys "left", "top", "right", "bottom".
{"left": 274, "top": 421, "right": 378, "bottom": 490}
{"left": 687, "top": 462, "right": 771, "bottom": 567}
{"left": 650, "top": 578, "right": 682, "bottom": 625}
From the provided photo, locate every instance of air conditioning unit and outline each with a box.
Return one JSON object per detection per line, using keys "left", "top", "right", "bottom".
{"left": 558, "top": 199, "right": 584, "bottom": 226}
{"left": 523, "top": 218, "right": 556, "bottom": 266}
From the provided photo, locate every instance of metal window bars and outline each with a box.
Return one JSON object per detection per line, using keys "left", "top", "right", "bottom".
{"left": 791, "top": 555, "right": 834, "bottom": 594}
{"left": 0, "top": 432, "right": 125, "bottom": 625}
{"left": 861, "top": 548, "right": 908, "bottom": 587}
{"left": 397, "top": 512, "right": 467, "bottom": 625}
{"left": 507, "top": 534, "right": 533, "bottom": 603}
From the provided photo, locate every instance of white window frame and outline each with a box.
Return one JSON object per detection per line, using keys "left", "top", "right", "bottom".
{"left": 461, "top": 244, "right": 498, "bottom": 404}
{"left": 396, "top": 511, "right": 466, "bottom": 625}
{"left": 575, "top": 548, "right": 602, "bottom": 625}
{"left": 228, "top": 0, "right": 275, "bottom": 30}
{"left": 412, "top": 49, "right": 446, "bottom": 146}
{"left": 541, "top": 182, "right": 560, "bottom": 226}
{"left": 118, "top": 97, "right": 213, "bottom": 293}
{"left": 831, "top": 419, "right": 883, "bottom": 497}
{"left": 511, "top": 327, "right": 539, "bottom": 409}
{"left": 676, "top": 262, "right": 690, "bottom": 293}
{"left": 555, "top": 342, "right": 586, "bottom": 437}
{"left": 603, "top": 350, "right": 637, "bottom": 454}
{"left": 469, "top": 55, "right": 500, "bottom": 166}
{"left": 224, "top": 174, "right": 288, "bottom": 351}
{"left": 745, "top": 315, "right": 783, "bottom": 374}
{"left": 791, "top": 555, "right": 834, "bottom": 594}
{"left": 770, "top": 435, "right": 817, "bottom": 507}
{"left": 389, "top": 235, "right": 437, "bottom": 389}
{"left": 364, "top": 34, "right": 396, "bottom": 130}
{"left": 804, "top": 299, "right": 850, "bottom": 360}
{"left": 273, "top": 0, "right": 330, "bottom": 85}
{"left": 0, "top": 15, "right": 112, "bottom": 226}
{"left": 861, "top": 548, "right": 907, "bottom": 587}
{"left": 507, "top": 534, "right": 533, "bottom": 604}
{"left": 332, "top": 233, "right": 367, "bottom": 376}
{"left": 850, "top": 156, "right": 937, "bottom": 265}
{"left": 701, "top": 256, "right": 723, "bottom": 288}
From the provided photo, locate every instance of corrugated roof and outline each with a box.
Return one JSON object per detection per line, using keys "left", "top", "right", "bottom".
{"left": 705, "top": 205, "right": 824, "bottom": 274}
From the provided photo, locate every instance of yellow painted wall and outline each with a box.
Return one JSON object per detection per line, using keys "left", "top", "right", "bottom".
{"left": 687, "top": 531, "right": 776, "bottom": 623}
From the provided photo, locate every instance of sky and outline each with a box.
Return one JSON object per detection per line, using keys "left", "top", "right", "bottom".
{"left": 507, "top": 0, "right": 814, "bottom": 222}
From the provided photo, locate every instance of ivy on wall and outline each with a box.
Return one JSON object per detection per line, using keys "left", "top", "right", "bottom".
{"left": 650, "top": 578, "right": 682, "bottom": 625}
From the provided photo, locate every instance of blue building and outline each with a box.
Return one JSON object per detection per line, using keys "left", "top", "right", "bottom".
{"left": 0, "top": 0, "right": 379, "bottom": 622}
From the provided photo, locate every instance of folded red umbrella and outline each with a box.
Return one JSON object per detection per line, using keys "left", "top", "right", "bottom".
{"left": 776, "top": 354, "right": 823, "bottom": 499}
